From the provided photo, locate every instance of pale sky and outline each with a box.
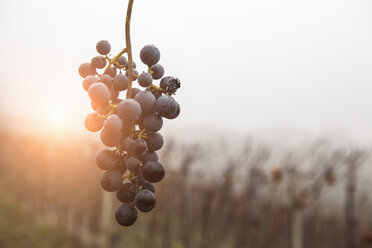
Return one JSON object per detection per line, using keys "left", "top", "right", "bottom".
{"left": 0, "top": 0, "right": 371, "bottom": 143}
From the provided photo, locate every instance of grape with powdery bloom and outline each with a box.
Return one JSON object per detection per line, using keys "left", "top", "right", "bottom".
{"left": 79, "top": 40, "right": 181, "bottom": 226}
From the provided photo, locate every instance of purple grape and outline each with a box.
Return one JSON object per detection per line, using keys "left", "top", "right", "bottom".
{"left": 91, "top": 56, "right": 107, "bottom": 69}
{"left": 110, "top": 88, "right": 119, "bottom": 100}
{"left": 96, "top": 149, "right": 120, "bottom": 170}
{"left": 155, "top": 95, "right": 178, "bottom": 117}
{"left": 113, "top": 74, "right": 129, "bottom": 91}
{"left": 159, "top": 76, "right": 171, "bottom": 89}
{"left": 142, "top": 181, "right": 155, "bottom": 193}
{"left": 105, "top": 66, "right": 117, "bottom": 78}
{"left": 134, "top": 91, "right": 155, "bottom": 114}
{"left": 140, "top": 45, "right": 160, "bottom": 66}
{"left": 138, "top": 151, "right": 159, "bottom": 162}
{"left": 88, "top": 83, "right": 110, "bottom": 105}
{"left": 95, "top": 103, "right": 111, "bottom": 115}
{"left": 130, "top": 87, "right": 141, "bottom": 98}
{"left": 100, "top": 126, "right": 122, "bottom": 147}
{"left": 133, "top": 139, "right": 147, "bottom": 154}
{"left": 99, "top": 75, "right": 113, "bottom": 87}
{"left": 84, "top": 112, "right": 104, "bottom": 132}
{"left": 138, "top": 72, "right": 153, "bottom": 87}
{"left": 159, "top": 76, "right": 181, "bottom": 95}
{"left": 103, "top": 114, "right": 122, "bottom": 134}
{"left": 116, "top": 99, "right": 142, "bottom": 124}
{"left": 135, "top": 189, "right": 156, "bottom": 212}
{"left": 142, "top": 161, "right": 165, "bottom": 183}
{"left": 143, "top": 113, "right": 163, "bottom": 132}
{"left": 146, "top": 132, "right": 164, "bottom": 151}
{"left": 79, "top": 63, "right": 96, "bottom": 78}
{"left": 83, "top": 75, "right": 99, "bottom": 91}
{"left": 116, "top": 182, "right": 139, "bottom": 203}
{"left": 96, "top": 40, "right": 111, "bottom": 55}
{"left": 126, "top": 157, "right": 141, "bottom": 172}
{"left": 115, "top": 203, "right": 137, "bottom": 226}
{"left": 120, "top": 137, "right": 134, "bottom": 152}
{"left": 100, "top": 170, "right": 122, "bottom": 192}
{"left": 117, "top": 56, "right": 128, "bottom": 67}
{"left": 91, "top": 100, "right": 101, "bottom": 111}
{"left": 150, "top": 64, "right": 164, "bottom": 80}
{"left": 165, "top": 102, "right": 180, "bottom": 119}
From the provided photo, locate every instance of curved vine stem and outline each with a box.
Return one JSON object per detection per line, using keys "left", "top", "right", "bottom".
{"left": 125, "top": 0, "right": 135, "bottom": 99}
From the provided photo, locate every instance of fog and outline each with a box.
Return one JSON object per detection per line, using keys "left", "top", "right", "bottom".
{"left": 0, "top": 0, "right": 371, "bottom": 143}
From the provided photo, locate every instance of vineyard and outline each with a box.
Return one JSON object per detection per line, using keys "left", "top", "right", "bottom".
{"left": 0, "top": 130, "right": 371, "bottom": 248}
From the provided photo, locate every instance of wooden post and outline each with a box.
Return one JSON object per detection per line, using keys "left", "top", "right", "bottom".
{"left": 344, "top": 158, "right": 357, "bottom": 248}
{"left": 292, "top": 209, "right": 304, "bottom": 248}
{"left": 343, "top": 149, "right": 367, "bottom": 248}
{"left": 288, "top": 167, "right": 304, "bottom": 248}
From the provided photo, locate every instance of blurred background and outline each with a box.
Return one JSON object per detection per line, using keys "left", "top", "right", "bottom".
{"left": 0, "top": 0, "right": 372, "bottom": 247}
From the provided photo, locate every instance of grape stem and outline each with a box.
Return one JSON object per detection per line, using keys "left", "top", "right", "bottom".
{"left": 121, "top": 175, "right": 130, "bottom": 180}
{"left": 103, "top": 48, "right": 127, "bottom": 75}
{"left": 138, "top": 128, "right": 146, "bottom": 138}
{"left": 105, "top": 55, "right": 126, "bottom": 69}
{"left": 115, "top": 144, "right": 122, "bottom": 154}
{"left": 150, "top": 84, "right": 166, "bottom": 93}
{"left": 109, "top": 102, "right": 118, "bottom": 109}
{"left": 97, "top": 103, "right": 117, "bottom": 119}
{"left": 97, "top": 110, "right": 113, "bottom": 119}
{"left": 125, "top": 0, "right": 135, "bottom": 99}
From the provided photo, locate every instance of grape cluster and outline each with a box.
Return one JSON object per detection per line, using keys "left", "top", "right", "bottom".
{"left": 79, "top": 40, "right": 181, "bottom": 226}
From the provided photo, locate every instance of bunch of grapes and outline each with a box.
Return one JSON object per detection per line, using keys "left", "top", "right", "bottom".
{"left": 79, "top": 39, "right": 181, "bottom": 226}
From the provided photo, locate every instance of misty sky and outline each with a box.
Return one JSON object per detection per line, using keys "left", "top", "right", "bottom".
{"left": 0, "top": 0, "right": 371, "bottom": 142}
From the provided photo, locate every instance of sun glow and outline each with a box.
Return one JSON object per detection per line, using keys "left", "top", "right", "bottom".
{"left": 48, "top": 109, "right": 66, "bottom": 127}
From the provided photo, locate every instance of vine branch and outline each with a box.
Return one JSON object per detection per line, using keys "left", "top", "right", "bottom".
{"left": 125, "top": 0, "right": 135, "bottom": 99}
